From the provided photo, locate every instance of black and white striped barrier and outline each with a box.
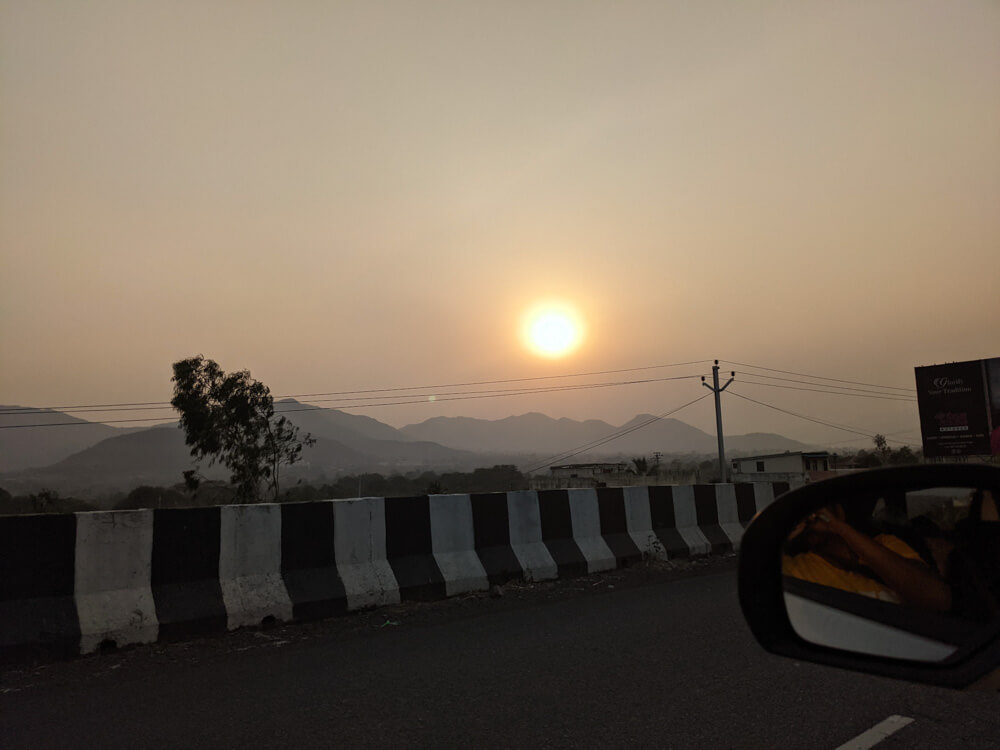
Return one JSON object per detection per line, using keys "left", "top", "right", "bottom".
{"left": 0, "top": 482, "right": 787, "bottom": 658}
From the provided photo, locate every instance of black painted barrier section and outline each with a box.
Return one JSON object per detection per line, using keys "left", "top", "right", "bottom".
{"left": 647, "top": 486, "right": 690, "bottom": 558}
{"left": 384, "top": 496, "right": 446, "bottom": 601}
{"left": 693, "top": 484, "right": 732, "bottom": 554}
{"left": 0, "top": 514, "right": 80, "bottom": 659}
{"left": 281, "top": 502, "right": 347, "bottom": 621}
{"left": 537, "top": 490, "right": 588, "bottom": 578}
{"left": 735, "top": 483, "right": 758, "bottom": 527}
{"left": 470, "top": 493, "right": 522, "bottom": 586}
{"left": 596, "top": 488, "right": 643, "bottom": 567}
{"left": 151, "top": 508, "right": 227, "bottom": 641}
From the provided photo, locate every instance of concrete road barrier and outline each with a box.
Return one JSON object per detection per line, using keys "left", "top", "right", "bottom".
{"left": 220, "top": 504, "right": 292, "bottom": 631}
{"left": 430, "top": 494, "right": 489, "bottom": 597}
{"left": 469, "top": 492, "right": 528, "bottom": 586}
{"left": 0, "top": 514, "right": 80, "bottom": 659}
{"left": 76, "top": 510, "right": 158, "bottom": 654}
{"left": 333, "top": 497, "right": 400, "bottom": 611}
{"left": 384, "top": 495, "right": 447, "bottom": 602}
{"left": 506, "top": 490, "right": 559, "bottom": 582}
{"left": 280, "top": 501, "right": 348, "bottom": 621}
{"left": 151, "top": 507, "right": 227, "bottom": 641}
{"left": 0, "top": 482, "right": 782, "bottom": 658}
{"left": 596, "top": 487, "right": 646, "bottom": 567}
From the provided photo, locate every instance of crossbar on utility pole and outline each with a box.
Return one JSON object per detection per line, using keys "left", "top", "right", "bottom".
{"left": 702, "top": 361, "right": 735, "bottom": 483}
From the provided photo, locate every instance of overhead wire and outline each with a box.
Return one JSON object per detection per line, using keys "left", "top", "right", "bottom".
{"left": 1, "top": 359, "right": 924, "bottom": 453}
{"left": 730, "top": 372, "right": 918, "bottom": 399}
{"left": 734, "top": 378, "right": 918, "bottom": 402}
{"left": 0, "top": 373, "right": 708, "bottom": 417}
{"left": 271, "top": 374, "right": 701, "bottom": 406}
{"left": 825, "top": 429, "right": 921, "bottom": 447}
{"left": 719, "top": 360, "right": 916, "bottom": 393}
{"left": 523, "top": 392, "right": 712, "bottom": 474}
{"left": 0, "top": 359, "right": 714, "bottom": 416}
{"left": 727, "top": 389, "right": 913, "bottom": 445}
{"left": 0, "top": 374, "right": 708, "bottom": 430}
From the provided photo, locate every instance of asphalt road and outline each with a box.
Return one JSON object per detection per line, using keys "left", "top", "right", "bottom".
{"left": 2, "top": 558, "right": 998, "bottom": 749}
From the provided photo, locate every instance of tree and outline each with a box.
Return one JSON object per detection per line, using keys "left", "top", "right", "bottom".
{"left": 631, "top": 457, "right": 649, "bottom": 475}
{"left": 171, "top": 355, "right": 314, "bottom": 503}
{"left": 873, "top": 434, "right": 890, "bottom": 464}
{"left": 889, "top": 445, "right": 918, "bottom": 465}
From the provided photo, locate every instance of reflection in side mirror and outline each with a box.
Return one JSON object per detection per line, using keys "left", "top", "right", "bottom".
{"left": 784, "top": 591, "right": 958, "bottom": 662}
{"left": 780, "top": 485, "right": 1000, "bottom": 663}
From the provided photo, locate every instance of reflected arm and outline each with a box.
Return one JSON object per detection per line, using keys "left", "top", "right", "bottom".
{"left": 824, "top": 517, "right": 952, "bottom": 613}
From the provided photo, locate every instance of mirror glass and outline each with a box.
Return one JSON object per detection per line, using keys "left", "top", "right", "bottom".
{"left": 781, "top": 484, "right": 1000, "bottom": 662}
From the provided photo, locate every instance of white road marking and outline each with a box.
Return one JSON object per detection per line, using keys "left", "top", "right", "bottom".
{"left": 836, "top": 715, "right": 915, "bottom": 750}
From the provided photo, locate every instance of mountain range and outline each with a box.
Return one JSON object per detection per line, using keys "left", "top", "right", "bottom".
{"left": 0, "top": 400, "right": 813, "bottom": 497}
{"left": 0, "top": 405, "right": 144, "bottom": 472}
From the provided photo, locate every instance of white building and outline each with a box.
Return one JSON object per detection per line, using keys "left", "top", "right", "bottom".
{"left": 730, "top": 451, "right": 832, "bottom": 485}
{"left": 530, "top": 463, "right": 632, "bottom": 490}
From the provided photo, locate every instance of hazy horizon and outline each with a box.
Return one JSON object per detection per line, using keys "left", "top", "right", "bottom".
{"left": 3, "top": 2, "right": 998, "bottom": 449}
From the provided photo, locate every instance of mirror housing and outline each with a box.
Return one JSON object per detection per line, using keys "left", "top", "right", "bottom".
{"left": 739, "top": 464, "right": 1000, "bottom": 689}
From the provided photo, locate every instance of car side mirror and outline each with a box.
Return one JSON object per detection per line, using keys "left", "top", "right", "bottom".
{"left": 739, "top": 464, "right": 1000, "bottom": 690}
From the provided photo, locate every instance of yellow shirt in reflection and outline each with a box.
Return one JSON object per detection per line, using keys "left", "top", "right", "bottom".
{"left": 782, "top": 534, "right": 922, "bottom": 603}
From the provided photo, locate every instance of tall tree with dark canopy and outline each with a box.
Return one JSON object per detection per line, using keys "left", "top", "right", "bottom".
{"left": 171, "top": 355, "right": 313, "bottom": 502}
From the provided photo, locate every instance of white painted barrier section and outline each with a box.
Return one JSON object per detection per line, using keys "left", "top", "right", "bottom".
{"left": 506, "top": 491, "right": 558, "bottom": 581}
{"left": 219, "top": 505, "right": 293, "bottom": 630}
{"left": 753, "top": 482, "right": 777, "bottom": 515}
{"left": 567, "top": 489, "right": 617, "bottom": 573}
{"left": 333, "top": 497, "right": 400, "bottom": 610}
{"left": 430, "top": 495, "right": 489, "bottom": 596}
{"left": 622, "top": 486, "right": 660, "bottom": 557}
{"left": 715, "top": 485, "right": 745, "bottom": 550}
{"left": 74, "top": 510, "right": 158, "bottom": 654}
{"left": 670, "top": 486, "right": 711, "bottom": 556}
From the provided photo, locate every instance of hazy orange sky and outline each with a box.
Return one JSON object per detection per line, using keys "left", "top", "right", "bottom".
{"left": 2, "top": 1, "right": 998, "bottom": 448}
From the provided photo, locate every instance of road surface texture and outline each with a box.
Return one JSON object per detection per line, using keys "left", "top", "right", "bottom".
{"left": 2, "top": 556, "right": 998, "bottom": 749}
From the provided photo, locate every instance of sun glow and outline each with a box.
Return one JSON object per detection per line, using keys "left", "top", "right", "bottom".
{"left": 523, "top": 303, "right": 585, "bottom": 358}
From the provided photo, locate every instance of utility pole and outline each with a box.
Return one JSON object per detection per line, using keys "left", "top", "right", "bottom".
{"left": 702, "top": 361, "right": 735, "bottom": 483}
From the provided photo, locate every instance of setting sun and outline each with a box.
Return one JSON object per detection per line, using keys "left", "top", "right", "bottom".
{"left": 523, "top": 303, "right": 585, "bottom": 358}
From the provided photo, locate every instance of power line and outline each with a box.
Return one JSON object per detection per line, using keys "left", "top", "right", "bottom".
{"left": 523, "top": 392, "right": 712, "bottom": 474}
{"left": 0, "top": 375, "right": 707, "bottom": 430}
{"left": 0, "top": 373, "right": 708, "bottom": 417}
{"left": 825, "top": 429, "right": 921, "bottom": 447}
{"left": 0, "top": 400, "right": 171, "bottom": 412}
{"left": 0, "top": 415, "right": 180, "bottom": 429}
{"left": 720, "top": 360, "right": 916, "bottom": 393}
{"left": 735, "top": 378, "right": 917, "bottom": 402}
{"left": 731, "top": 372, "right": 918, "bottom": 399}
{"left": 279, "top": 360, "right": 714, "bottom": 400}
{"left": 0, "top": 359, "right": 714, "bottom": 416}
{"left": 273, "top": 375, "right": 703, "bottom": 406}
{"left": 727, "top": 389, "right": 912, "bottom": 445}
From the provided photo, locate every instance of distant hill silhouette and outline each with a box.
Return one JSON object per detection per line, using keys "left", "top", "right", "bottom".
{"left": 276, "top": 399, "right": 469, "bottom": 464}
{"left": 275, "top": 399, "right": 416, "bottom": 443}
{"left": 401, "top": 412, "right": 814, "bottom": 456}
{"left": 0, "top": 405, "right": 144, "bottom": 472}
{"left": 0, "top": 403, "right": 474, "bottom": 498}
{"left": 0, "top": 425, "right": 207, "bottom": 499}
{"left": 1, "top": 402, "right": 813, "bottom": 499}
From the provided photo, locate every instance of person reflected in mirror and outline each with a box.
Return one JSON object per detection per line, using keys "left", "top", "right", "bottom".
{"left": 950, "top": 489, "right": 1000, "bottom": 622}
{"left": 783, "top": 504, "right": 952, "bottom": 612}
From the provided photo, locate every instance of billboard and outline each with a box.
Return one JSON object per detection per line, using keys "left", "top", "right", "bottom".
{"left": 914, "top": 358, "right": 1000, "bottom": 458}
